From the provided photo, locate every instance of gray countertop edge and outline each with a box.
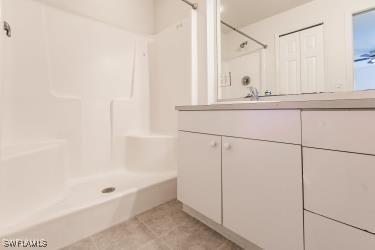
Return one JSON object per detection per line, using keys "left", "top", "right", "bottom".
{"left": 176, "top": 98, "right": 375, "bottom": 111}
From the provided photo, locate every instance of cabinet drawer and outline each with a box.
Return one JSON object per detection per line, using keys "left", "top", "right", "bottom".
{"left": 302, "top": 110, "right": 375, "bottom": 154}
{"left": 304, "top": 148, "right": 375, "bottom": 233}
{"left": 178, "top": 110, "right": 301, "bottom": 144}
{"left": 305, "top": 211, "right": 375, "bottom": 250}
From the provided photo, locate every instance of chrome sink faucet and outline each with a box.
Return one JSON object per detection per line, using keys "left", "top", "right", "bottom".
{"left": 245, "top": 86, "right": 259, "bottom": 101}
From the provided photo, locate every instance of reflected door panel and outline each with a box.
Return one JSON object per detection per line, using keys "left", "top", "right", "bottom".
{"left": 279, "top": 33, "right": 301, "bottom": 95}
{"left": 278, "top": 25, "right": 324, "bottom": 95}
{"left": 300, "top": 25, "right": 325, "bottom": 94}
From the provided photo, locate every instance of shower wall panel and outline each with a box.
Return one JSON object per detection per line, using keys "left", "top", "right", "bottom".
{"left": 1, "top": 0, "right": 151, "bottom": 177}
{"left": 149, "top": 17, "right": 193, "bottom": 135}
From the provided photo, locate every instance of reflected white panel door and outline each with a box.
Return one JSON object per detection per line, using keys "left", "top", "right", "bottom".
{"left": 177, "top": 132, "right": 222, "bottom": 224}
{"left": 300, "top": 25, "right": 325, "bottom": 93}
{"left": 279, "top": 33, "right": 301, "bottom": 95}
{"left": 222, "top": 137, "right": 303, "bottom": 250}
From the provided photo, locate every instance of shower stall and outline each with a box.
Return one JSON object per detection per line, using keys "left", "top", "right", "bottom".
{"left": 0, "top": 0, "right": 194, "bottom": 248}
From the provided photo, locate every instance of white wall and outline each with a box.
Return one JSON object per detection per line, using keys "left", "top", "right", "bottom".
{"left": 0, "top": 0, "right": 3, "bottom": 163}
{"left": 46, "top": 5, "right": 151, "bottom": 176}
{"left": 0, "top": 0, "right": 213, "bottom": 178}
{"left": 220, "top": 51, "right": 262, "bottom": 99}
{"left": 0, "top": 3, "right": 3, "bottom": 118}
{"left": 154, "top": 0, "right": 191, "bottom": 33}
{"left": 1, "top": 0, "right": 81, "bottom": 147}
{"left": 149, "top": 17, "right": 192, "bottom": 135}
{"left": 153, "top": 0, "right": 213, "bottom": 105}
{"left": 36, "top": 0, "right": 155, "bottom": 35}
{"left": 220, "top": 0, "right": 375, "bottom": 96}
{"left": 155, "top": 0, "right": 214, "bottom": 105}
{"left": 1, "top": 0, "right": 151, "bottom": 177}
{"left": 198, "top": 0, "right": 214, "bottom": 104}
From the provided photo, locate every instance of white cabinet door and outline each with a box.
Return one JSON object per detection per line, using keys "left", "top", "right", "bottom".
{"left": 177, "top": 132, "right": 222, "bottom": 224}
{"left": 279, "top": 33, "right": 301, "bottom": 95}
{"left": 305, "top": 211, "right": 375, "bottom": 250}
{"left": 222, "top": 137, "right": 303, "bottom": 250}
{"left": 300, "top": 25, "right": 325, "bottom": 93}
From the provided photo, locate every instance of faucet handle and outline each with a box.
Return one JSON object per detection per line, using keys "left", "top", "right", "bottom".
{"left": 245, "top": 86, "right": 259, "bottom": 101}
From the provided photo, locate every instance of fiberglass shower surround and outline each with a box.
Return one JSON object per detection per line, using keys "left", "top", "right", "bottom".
{"left": 0, "top": 0, "right": 193, "bottom": 248}
{"left": 1, "top": 1, "right": 151, "bottom": 177}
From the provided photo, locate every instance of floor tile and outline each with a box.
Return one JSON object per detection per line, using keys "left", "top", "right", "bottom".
{"left": 217, "top": 240, "right": 244, "bottom": 250}
{"left": 137, "top": 200, "right": 196, "bottom": 237}
{"left": 62, "top": 200, "right": 243, "bottom": 250}
{"left": 61, "top": 238, "right": 97, "bottom": 250}
{"left": 92, "top": 218, "right": 155, "bottom": 250}
{"left": 161, "top": 219, "right": 201, "bottom": 248}
{"left": 137, "top": 239, "right": 170, "bottom": 250}
{"left": 185, "top": 226, "right": 227, "bottom": 250}
{"left": 162, "top": 221, "right": 226, "bottom": 250}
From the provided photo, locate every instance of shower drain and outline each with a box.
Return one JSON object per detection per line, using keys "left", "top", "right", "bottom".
{"left": 101, "top": 187, "right": 116, "bottom": 194}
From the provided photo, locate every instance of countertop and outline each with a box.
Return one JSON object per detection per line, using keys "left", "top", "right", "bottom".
{"left": 176, "top": 98, "right": 375, "bottom": 111}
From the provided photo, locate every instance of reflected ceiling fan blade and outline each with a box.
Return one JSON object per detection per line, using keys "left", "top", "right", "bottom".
{"left": 354, "top": 58, "right": 370, "bottom": 62}
{"left": 360, "top": 54, "right": 371, "bottom": 57}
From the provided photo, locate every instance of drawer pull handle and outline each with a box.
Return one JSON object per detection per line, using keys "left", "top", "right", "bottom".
{"left": 210, "top": 141, "right": 217, "bottom": 148}
{"left": 223, "top": 143, "right": 231, "bottom": 150}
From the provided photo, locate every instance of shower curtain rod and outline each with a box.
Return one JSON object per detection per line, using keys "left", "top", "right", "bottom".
{"left": 221, "top": 20, "right": 268, "bottom": 49}
{"left": 180, "top": 0, "right": 198, "bottom": 10}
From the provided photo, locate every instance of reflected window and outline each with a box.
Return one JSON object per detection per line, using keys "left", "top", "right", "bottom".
{"left": 353, "top": 9, "right": 375, "bottom": 91}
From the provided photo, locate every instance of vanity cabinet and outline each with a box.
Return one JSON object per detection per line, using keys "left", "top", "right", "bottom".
{"left": 177, "top": 110, "right": 304, "bottom": 250}
{"left": 177, "top": 107, "right": 375, "bottom": 250}
{"left": 177, "top": 131, "right": 222, "bottom": 224}
{"left": 222, "top": 137, "right": 303, "bottom": 250}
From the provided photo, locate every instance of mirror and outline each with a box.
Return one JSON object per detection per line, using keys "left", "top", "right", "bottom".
{"left": 353, "top": 9, "right": 375, "bottom": 91}
{"left": 217, "top": 0, "right": 375, "bottom": 100}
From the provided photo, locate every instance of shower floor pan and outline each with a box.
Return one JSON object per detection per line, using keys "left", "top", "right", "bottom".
{"left": 0, "top": 169, "right": 177, "bottom": 250}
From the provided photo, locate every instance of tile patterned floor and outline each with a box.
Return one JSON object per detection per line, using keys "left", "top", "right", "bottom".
{"left": 62, "top": 200, "right": 243, "bottom": 250}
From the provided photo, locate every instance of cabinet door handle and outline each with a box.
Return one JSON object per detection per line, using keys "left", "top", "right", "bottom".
{"left": 210, "top": 141, "right": 217, "bottom": 148}
{"left": 223, "top": 143, "right": 231, "bottom": 150}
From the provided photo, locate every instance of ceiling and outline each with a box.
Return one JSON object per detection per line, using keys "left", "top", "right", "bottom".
{"left": 220, "top": 0, "right": 315, "bottom": 30}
